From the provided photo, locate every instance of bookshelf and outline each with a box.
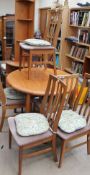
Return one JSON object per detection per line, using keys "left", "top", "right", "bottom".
{"left": 15, "top": 0, "right": 35, "bottom": 61}
{"left": 62, "top": 7, "right": 90, "bottom": 75}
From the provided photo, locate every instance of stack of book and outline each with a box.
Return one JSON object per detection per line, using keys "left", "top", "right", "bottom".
{"left": 78, "top": 29, "right": 90, "bottom": 44}
{"left": 71, "top": 62, "right": 83, "bottom": 74}
{"left": 70, "top": 45, "right": 88, "bottom": 60}
{"left": 70, "top": 11, "right": 90, "bottom": 27}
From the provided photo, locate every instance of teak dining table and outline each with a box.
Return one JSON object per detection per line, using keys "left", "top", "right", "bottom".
{"left": 7, "top": 68, "right": 67, "bottom": 112}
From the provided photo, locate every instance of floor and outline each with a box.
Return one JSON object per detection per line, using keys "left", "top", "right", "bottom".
{"left": 0, "top": 117, "right": 90, "bottom": 175}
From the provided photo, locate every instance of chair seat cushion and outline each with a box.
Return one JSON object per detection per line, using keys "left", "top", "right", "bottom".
{"left": 15, "top": 113, "right": 49, "bottom": 136}
{"left": 4, "top": 87, "right": 25, "bottom": 100}
{"left": 58, "top": 110, "right": 86, "bottom": 133}
{"left": 24, "top": 38, "right": 51, "bottom": 46}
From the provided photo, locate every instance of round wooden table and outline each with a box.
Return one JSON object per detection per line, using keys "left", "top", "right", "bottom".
{"left": 7, "top": 68, "right": 67, "bottom": 112}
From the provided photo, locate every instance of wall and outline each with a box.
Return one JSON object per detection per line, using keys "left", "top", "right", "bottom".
{"left": 39, "top": 0, "right": 79, "bottom": 8}
{"left": 35, "top": 0, "right": 41, "bottom": 31}
{"left": 0, "top": 0, "right": 40, "bottom": 31}
{"left": 40, "top": 0, "right": 64, "bottom": 8}
{"left": 0, "top": 0, "right": 15, "bottom": 16}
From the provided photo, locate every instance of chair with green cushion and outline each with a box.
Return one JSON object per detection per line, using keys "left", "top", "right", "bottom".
{"left": 8, "top": 74, "right": 67, "bottom": 175}
{"left": 58, "top": 73, "right": 90, "bottom": 168}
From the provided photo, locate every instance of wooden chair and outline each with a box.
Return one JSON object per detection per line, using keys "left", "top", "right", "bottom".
{"left": 32, "top": 73, "right": 79, "bottom": 112}
{"left": 8, "top": 74, "right": 67, "bottom": 175}
{"left": 44, "top": 8, "right": 62, "bottom": 47}
{"left": 19, "top": 8, "right": 62, "bottom": 79}
{"left": 0, "top": 81, "right": 25, "bottom": 131}
{"left": 57, "top": 73, "right": 90, "bottom": 168}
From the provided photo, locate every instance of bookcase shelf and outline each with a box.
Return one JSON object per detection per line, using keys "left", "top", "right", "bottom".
{"left": 64, "top": 68, "right": 74, "bottom": 74}
{"left": 66, "top": 54, "right": 84, "bottom": 63}
{"left": 62, "top": 7, "right": 90, "bottom": 75}
{"left": 70, "top": 25, "right": 90, "bottom": 29}
{"left": 17, "top": 19, "right": 33, "bottom": 21}
{"left": 75, "top": 42, "right": 90, "bottom": 48}
{"left": 15, "top": 0, "right": 35, "bottom": 61}
{"left": 66, "top": 39, "right": 90, "bottom": 48}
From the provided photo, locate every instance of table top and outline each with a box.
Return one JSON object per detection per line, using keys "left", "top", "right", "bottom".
{"left": 7, "top": 68, "right": 67, "bottom": 96}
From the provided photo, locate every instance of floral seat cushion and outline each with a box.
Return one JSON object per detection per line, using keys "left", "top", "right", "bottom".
{"left": 24, "top": 38, "right": 51, "bottom": 46}
{"left": 4, "top": 87, "right": 25, "bottom": 100}
{"left": 58, "top": 110, "right": 86, "bottom": 133}
{"left": 15, "top": 113, "right": 49, "bottom": 136}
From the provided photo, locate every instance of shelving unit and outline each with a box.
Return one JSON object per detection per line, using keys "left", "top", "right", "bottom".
{"left": 62, "top": 7, "right": 90, "bottom": 75}
{"left": 15, "top": 0, "right": 35, "bottom": 61}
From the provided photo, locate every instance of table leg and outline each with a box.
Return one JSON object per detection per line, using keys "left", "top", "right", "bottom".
{"left": 87, "top": 134, "right": 90, "bottom": 154}
{"left": 25, "top": 94, "right": 31, "bottom": 112}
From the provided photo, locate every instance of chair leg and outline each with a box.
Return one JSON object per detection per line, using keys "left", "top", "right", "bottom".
{"left": 58, "top": 140, "right": 66, "bottom": 168}
{"left": 9, "top": 129, "right": 12, "bottom": 149}
{"left": 87, "top": 134, "right": 90, "bottom": 154}
{"left": 21, "top": 107, "right": 24, "bottom": 113}
{"left": 52, "top": 135, "right": 58, "bottom": 162}
{"left": 14, "top": 108, "right": 17, "bottom": 113}
{"left": 18, "top": 147, "right": 23, "bottom": 175}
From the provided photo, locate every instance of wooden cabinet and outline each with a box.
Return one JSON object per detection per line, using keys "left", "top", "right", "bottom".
{"left": 63, "top": 7, "right": 90, "bottom": 76}
{"left": 1, "top": 15, "right": 15, "bottom": 60}
{"left": 15, "top": 0, "right": 35, "bottom": 61}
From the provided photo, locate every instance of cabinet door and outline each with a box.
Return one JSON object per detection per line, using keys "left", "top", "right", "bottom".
{"left": 2, "top": 15, "right": 15, "bottom": 60}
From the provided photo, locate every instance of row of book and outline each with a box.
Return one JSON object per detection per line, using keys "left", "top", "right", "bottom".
{"left": 70, "top": 11, "right": 90, "bottom": 27}
{"left": 78, "top": 29, "right": 90, "bottom": 44}
{"left": 71, "top": 62, "right": 83, "bottom": 74}
{"left": 70, "top": 45, "right": 88, "bottom": 60}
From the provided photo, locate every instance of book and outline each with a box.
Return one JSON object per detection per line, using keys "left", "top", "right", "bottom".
{"left": 86, "top": 11, "right": 90, "bottom": 27}
{"left": 70, "top": 45, "right": 75, "bottom": 56}
{"left": 81, "top": 12, "right": 89, "bottom": 26}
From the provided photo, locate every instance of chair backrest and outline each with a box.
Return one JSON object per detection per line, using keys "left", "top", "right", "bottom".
{"left": 40, "top": 74, "right": 67, "bottom": 133}
{"left": 57, "top": 74, "right": 79, "bottom": 109}
{"left": 74, "top": 73, "right": 90, "bottom": 123}
{"left": 44, "top": 8, "right": 62, "bottom": 48}
{"left": 0, "top": 81, "right": 6, "bottom": 131}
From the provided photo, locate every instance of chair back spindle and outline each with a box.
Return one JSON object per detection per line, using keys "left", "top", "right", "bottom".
{"left": 40, "top": 74, "right": 67, "bottom": 133}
